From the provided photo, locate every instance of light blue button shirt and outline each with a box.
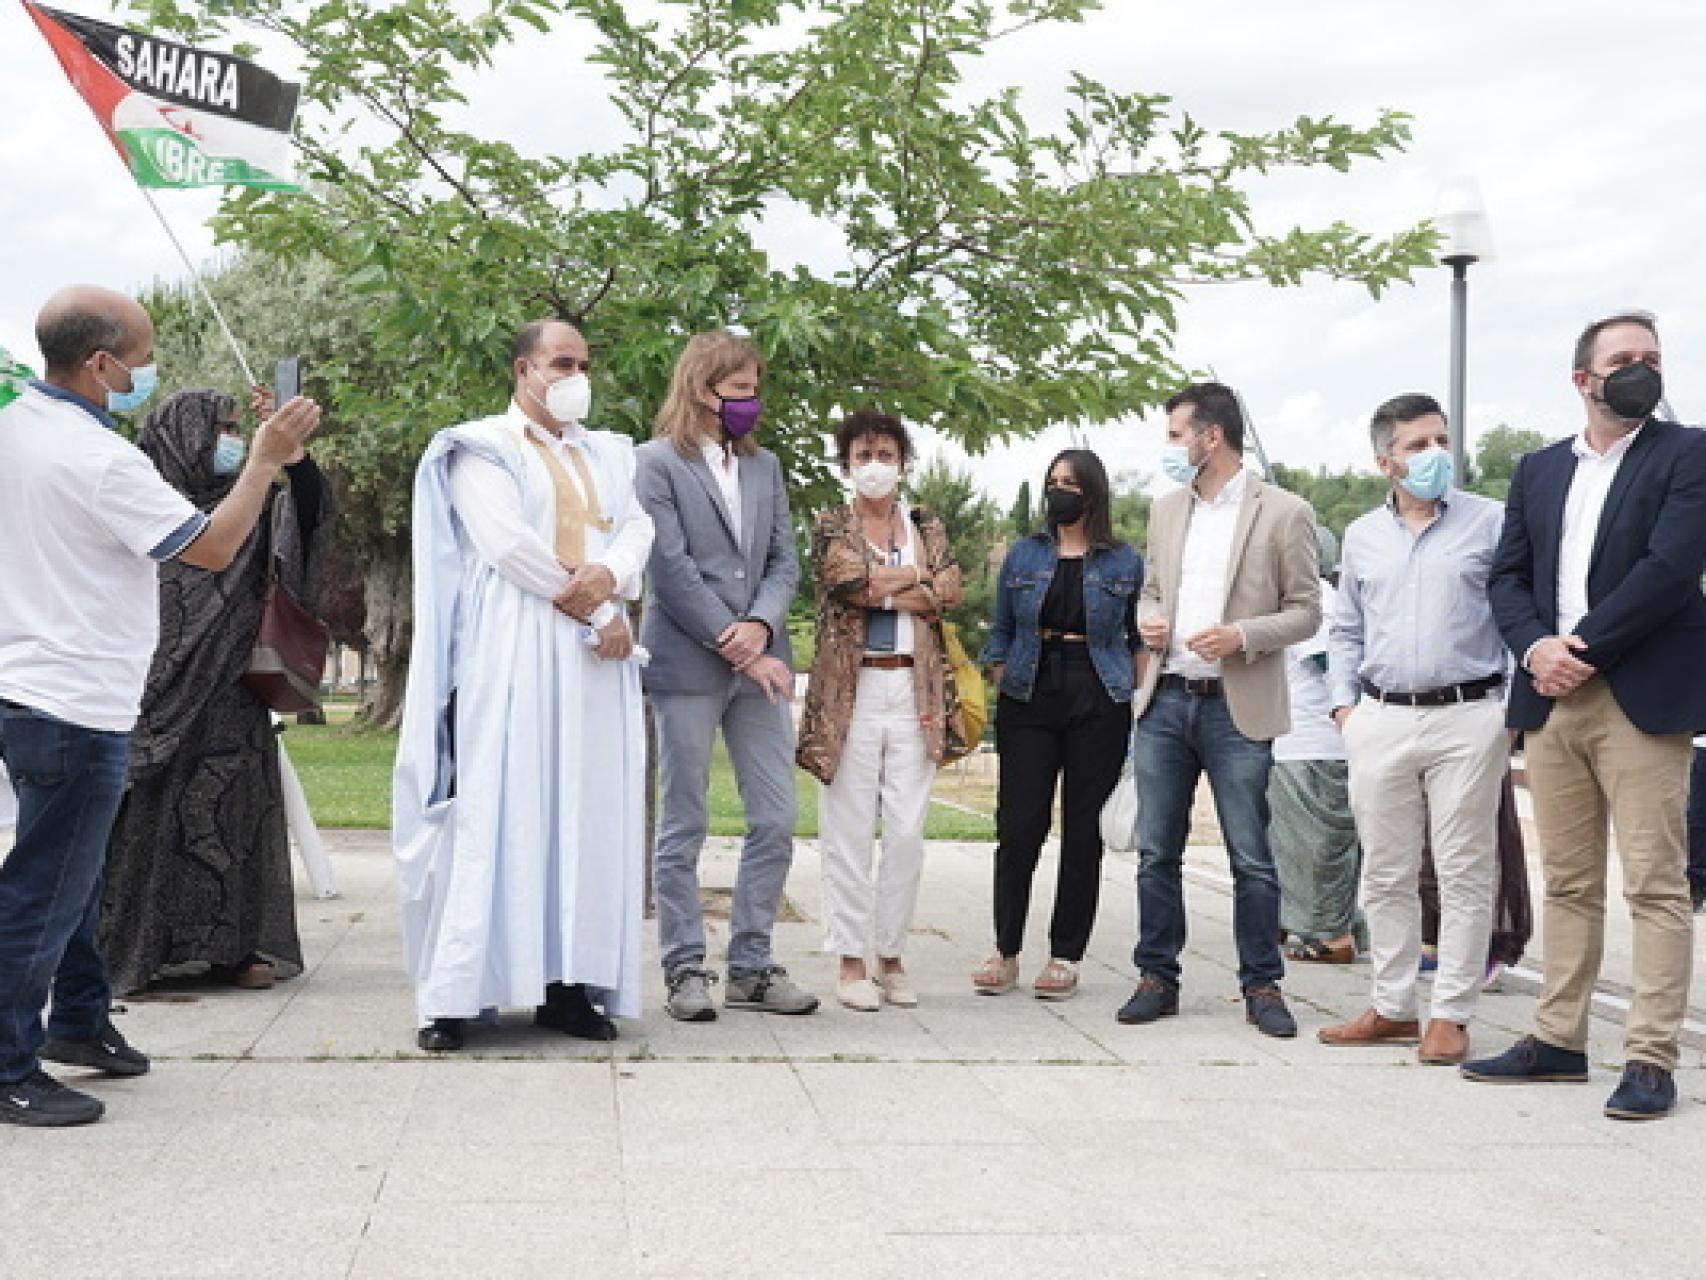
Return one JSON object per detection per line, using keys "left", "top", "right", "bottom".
{"left": 1329, "top": 488, "right": 1509, "bottom": 710}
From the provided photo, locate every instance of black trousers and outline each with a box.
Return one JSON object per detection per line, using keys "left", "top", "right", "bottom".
{"left": 992, "top": 646, "right": 1133, "bottom": 962}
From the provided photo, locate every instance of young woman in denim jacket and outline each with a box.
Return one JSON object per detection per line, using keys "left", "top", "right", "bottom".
{"left": 975, "top": 449, "right": 1144, "bottom": 1000}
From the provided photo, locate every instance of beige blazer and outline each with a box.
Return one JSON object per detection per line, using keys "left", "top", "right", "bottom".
{"left": 1133, "top": 472, "right": 1321, "bottom": 741}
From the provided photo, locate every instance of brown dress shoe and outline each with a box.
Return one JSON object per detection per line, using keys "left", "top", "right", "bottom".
{"left": 1317, "top": 1007, "right": 1422, "bottom": 1046}
{"left": 1418, "top": 1020, "right": 1469, "bottom": 1065}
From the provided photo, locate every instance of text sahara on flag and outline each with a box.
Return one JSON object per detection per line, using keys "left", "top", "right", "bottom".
{"left": 24, "top": 2, "right": 303, "bottom": 191}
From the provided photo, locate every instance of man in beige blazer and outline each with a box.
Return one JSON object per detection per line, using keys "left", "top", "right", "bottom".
{"left": 1115, "top": 382, "right": 1321, "bottom": 1038}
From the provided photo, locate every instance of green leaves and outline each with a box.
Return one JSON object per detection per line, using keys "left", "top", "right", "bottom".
{"left": 128, "top": 0, "right": 1434, "bottom": 524}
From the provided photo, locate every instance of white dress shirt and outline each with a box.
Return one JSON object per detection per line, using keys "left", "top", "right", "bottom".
{"left": 447, "top": 406, "right": 653, "bottom": 630}
{"left": 700, "top": 440, "right": 743, "bottom": 545}
{"left": 1165, "top": 465, "right": 1248, "bottom": 679}
{"left": 1555, "top": 425, "right": 1642, "bottom": 637}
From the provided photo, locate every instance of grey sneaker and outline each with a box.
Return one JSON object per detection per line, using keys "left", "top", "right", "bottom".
{"left": 664, "top": 966, "right": 719, "bottom": 1023}
{"left": 725, "top": 965, "right": 820, "bottom": 1015}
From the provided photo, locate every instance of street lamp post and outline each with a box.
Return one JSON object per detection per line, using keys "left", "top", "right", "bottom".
{"left": 1436, "top": 178, "right": 1494, "bottom": 482}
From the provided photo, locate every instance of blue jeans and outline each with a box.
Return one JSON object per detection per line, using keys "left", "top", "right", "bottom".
{"left": 0, "top": 700, "right": 130, "bottom": 1083}
{"left": 1132, "top": 686, "right": 1283, "bottom": 990}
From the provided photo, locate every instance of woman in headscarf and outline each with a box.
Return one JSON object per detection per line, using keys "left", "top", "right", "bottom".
{"left": 100, "top": 388, "right": 336, "bottom": 993}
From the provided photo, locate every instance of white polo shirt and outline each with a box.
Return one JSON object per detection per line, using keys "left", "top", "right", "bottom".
{"left": 0, "top": 383, "right": 207, "bottom": 732}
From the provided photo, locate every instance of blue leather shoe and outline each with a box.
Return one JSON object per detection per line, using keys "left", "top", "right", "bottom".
{"left": 1604, "top": 1062, "right": 1676, "bottom": 1121}
{"left": 1459, "top": 1035, "right": 1589, "bottom": 1083}
{"left": 1115, "top": 975, "right": 1178, "bottom": 1025}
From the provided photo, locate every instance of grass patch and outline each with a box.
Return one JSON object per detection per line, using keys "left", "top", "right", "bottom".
{"left": 282, "top": 722, "right": 996, "bottom": 841}
{"left": 282, "top": 721, "right": 397, "bottom": 829}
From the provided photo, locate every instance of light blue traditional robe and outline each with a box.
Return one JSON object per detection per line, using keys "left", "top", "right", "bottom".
{"left": 393, "top": 411, "right": 649, "bottom": 1023}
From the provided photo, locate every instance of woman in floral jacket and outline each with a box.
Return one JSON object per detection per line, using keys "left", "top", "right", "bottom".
{"left": 797, "top": 410, "right": 962, "bottom": 1012}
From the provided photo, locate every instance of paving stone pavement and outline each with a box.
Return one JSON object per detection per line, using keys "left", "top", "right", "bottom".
{"left": 5, "top": 829, "right": 1706, "bottom": 1279}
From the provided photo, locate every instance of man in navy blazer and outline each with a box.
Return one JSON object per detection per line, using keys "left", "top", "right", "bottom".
{"left": 1463, "top": 312, "right": 1706, "bottom": 1120}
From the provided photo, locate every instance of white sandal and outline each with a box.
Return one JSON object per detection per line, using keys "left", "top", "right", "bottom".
{"left": 972, "top": 953, "right": 1019, "bottom": 995}
{"left": 1032, "top": 958, "right": 1079, "bottom": 1001}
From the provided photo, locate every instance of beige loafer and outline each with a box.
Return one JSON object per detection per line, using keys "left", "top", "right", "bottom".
{"left": 836, "top": 977, "right": 882, "bottom": 1012}
{"left": 877, "top": 970, "right": 918, "bottom": 1008}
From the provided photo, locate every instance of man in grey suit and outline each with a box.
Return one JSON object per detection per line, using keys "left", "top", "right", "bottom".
{"left": 637, "top": 330, "right": 819, "bottom": 1021}
{"left": 1116, "top": 382, "right": 1321, "bottom": 1038}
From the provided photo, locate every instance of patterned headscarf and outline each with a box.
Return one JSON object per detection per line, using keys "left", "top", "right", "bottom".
{"left": 136, "top": 388, "right": 241, "bottom": 507}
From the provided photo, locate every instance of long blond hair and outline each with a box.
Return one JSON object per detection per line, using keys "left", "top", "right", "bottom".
{"left": 654, "top": 329, "right": 766, "bottom": 457}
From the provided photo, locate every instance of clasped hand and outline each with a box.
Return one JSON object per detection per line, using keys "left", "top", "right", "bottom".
{"left": 1530, "top": 634, "right": 1594, "bottom": 699}
{"left": 553, "top": 563, "right": 617, "bottom": 622}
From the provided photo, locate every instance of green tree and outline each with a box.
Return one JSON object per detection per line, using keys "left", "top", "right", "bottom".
{"left": 131, "top": 0, "right": 1435, "bottom": 714}
{"left": 139, "top": 254, "right": 425, "bottom": 723}
{"left": 1469, "top": 423, "right": 1552, "bottom": 502}
{"left": 1108, "top": 467, "right": 1151, "bottom": 550}
{"left": 907, "top": 456, "right": 1001, "bottom": 651}
{"left": 1006, "top": 480, "right": 1034, "bottom": 540}
{"left": 1267, "top": 461, "right": 1387, "bottom": 542}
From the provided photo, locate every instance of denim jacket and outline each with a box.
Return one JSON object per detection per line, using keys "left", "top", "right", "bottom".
{"left": 980, "top": 534, "right": 1144, "bottom": 702}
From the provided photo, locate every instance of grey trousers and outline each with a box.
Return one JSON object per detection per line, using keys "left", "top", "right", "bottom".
{"left": 652, "top": 686, "right": 798, "bottom": 975}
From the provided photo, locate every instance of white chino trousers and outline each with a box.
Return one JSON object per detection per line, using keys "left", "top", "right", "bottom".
{"left": 819, "top": 667, "right": 933, "bottom": 959}
{"left": 1343, "top": 695, "right": 1507, "bottom": 1026}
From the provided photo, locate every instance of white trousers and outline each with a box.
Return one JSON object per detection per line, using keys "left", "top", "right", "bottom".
{"left": 819, "top": 667, "right": 933, "bottom": 959}
{"left": 1343, "top": 695, "right": 1507, "bottom": 1026}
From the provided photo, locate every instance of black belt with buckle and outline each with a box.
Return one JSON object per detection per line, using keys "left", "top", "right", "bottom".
{"left": 1360, "top": 674, "right": 1503, "bottom": 707}
{"left": 1159, "top": 673, "right": 1222, "bottom": 697}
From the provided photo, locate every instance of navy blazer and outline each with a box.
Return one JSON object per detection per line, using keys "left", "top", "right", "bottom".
{"left": 1489, "top": 418, "right": 1706, "bottom": 733}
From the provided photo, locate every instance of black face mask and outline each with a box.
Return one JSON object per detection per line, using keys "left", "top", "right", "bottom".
{"left": 1599, "top": 361, "right": 1663, "bottom": 422}
{"left": 1045, "top": 486, "right": 1087, "bottom": 526}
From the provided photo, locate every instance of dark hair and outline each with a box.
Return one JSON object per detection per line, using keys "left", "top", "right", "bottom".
{"left": 1572, "top": 311, "right": 1659, "bottom": 373}
{"left": 1042, "top": 448, "right": 1118, "bottom": 549}
{"left": 37, "top": 307, "right": 125, "bottom": 375}
{"left": 1369, "top": 392, "right": 1445, "bottom": 456}
{"left": 834, "top": 409, "right": 914, "bottom": 469}
{"left": 511, "top": 319, "right": 556, "bottom": 365}
{"left": 1163, "top": 381, "right": 1245, "bottom": 454}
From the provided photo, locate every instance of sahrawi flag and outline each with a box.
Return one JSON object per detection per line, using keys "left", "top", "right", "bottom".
{"left": 24, "top": 2, "right": 302, "bottom": 191}
{"left": 0, "top": 347, "right": 35, "bottom": 413}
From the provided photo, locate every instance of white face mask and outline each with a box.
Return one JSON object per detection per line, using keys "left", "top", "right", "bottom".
{"left": 530, "top": 368, "right": 591, "bottom": 425}
{"left": 851, "top": 460, "right": 900, "bottom": 500}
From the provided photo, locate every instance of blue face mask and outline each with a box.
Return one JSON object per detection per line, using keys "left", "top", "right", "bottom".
{"left": 212, "top": 433, "right": 248, "bottom": 476}
{"left": 99, "top": 356, "right": 159, "bottom": 415}
{"left": 1160, "top": 442, "right": 1200, "bottom": 487}
{"left": 1398, "top": 445, "right": 1453, "bottom": 501}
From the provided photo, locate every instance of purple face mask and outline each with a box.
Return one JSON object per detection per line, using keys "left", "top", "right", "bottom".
{"left": 717, "top": 394, "right": 763, "bottom": 439}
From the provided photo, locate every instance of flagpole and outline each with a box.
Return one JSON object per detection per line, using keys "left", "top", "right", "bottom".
{"left": 135, "top": 185, "right": 260, "bottom": 389}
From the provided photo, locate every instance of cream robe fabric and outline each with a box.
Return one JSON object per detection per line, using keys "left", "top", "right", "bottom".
{"left": 393, "top": 409, "right": 653, "bottom": 1023}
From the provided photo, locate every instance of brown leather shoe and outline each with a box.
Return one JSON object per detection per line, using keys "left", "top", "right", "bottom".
{"left": 1317, "top": 1007, "right": 1422, "bottom": 1046}
{"left": 1418, "top": 1020, "right": 1469, "bottom": 1065}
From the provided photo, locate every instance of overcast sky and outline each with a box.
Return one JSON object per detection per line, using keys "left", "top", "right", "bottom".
{"left": 3, "top": 1, "right": 1702, "bottom": 505}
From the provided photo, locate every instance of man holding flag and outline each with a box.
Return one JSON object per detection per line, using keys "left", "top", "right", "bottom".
{"left": 0, "top": 287, "right": 319, "bottom": 1127}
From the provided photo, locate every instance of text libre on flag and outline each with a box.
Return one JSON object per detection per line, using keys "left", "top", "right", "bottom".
{"left": 24, "top": 1, "right": 302, "bottom": 191}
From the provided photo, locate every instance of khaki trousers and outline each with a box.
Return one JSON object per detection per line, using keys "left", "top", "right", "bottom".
{"left": 1524, "top": 678, "right": 1694, "bottom": 1070}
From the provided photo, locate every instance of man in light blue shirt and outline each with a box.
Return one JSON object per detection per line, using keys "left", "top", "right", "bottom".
{"left": 1318, "top": 393, "right": 1509, "bottom": 1068}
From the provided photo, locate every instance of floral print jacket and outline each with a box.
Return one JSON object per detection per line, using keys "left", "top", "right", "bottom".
{"left": 796, "top": 503, "right": 962, "bottom": 784}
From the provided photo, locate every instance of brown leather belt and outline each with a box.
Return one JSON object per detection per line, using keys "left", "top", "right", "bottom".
{"left": 861, "top": 654, "right": 915, "bottom": 669}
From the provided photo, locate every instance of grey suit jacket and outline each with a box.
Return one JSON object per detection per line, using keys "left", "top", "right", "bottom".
{"left": 635, "top": 439, "right": 798, "bottom": 695}
{"left": 1133, "top": 472, "right": 1321, "bottom": 741}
